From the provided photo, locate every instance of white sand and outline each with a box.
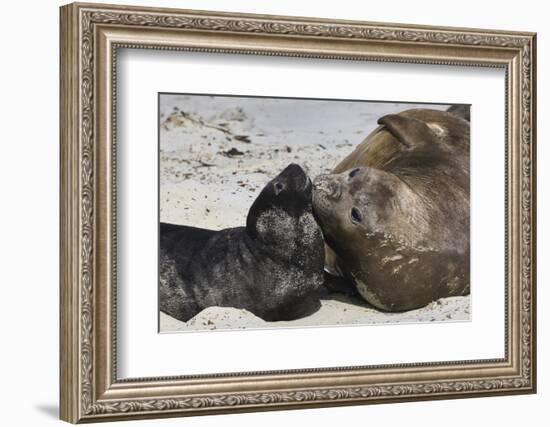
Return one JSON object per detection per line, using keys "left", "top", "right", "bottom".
{"left": 160, "top": 296, "right": 470, "bottom": 333}
{"left": 159, "top": 94, "right": 470, "bottom": 332}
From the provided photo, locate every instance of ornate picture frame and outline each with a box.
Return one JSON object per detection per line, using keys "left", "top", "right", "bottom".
{"left": 60, "top": 2, "right": 536, "bottom": 423}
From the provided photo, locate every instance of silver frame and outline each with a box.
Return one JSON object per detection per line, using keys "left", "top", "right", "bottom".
{"left": 60, "top": 2, "right": 537, "bottom": 423}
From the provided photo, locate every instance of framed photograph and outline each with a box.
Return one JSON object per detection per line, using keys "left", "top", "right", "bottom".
{"left": 60, "top": 2, "right": 537, "bottom": 423}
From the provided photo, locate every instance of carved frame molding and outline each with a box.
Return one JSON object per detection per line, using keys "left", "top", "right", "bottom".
{"left": 60, "top": 2, "right": 536, "bottom": 423}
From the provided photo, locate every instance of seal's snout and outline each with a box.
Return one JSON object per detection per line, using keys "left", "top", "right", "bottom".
{"left": 281, "top": 163, "right": 305, "bottom": 175}
{"left": 313, "top": 175, "right": 341, "bottom": 200}
{"left": 279, "top": 163, "right": 309, "bottom": 192}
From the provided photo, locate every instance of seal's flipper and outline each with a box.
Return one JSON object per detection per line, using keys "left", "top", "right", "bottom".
{"left": 323, "top": 271, "right": 358, "bottom": 296}
{"left": 378, "top": 114, "right": 438, "bottom": 150}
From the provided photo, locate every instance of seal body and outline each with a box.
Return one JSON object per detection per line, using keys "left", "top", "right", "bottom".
{"left": 312, "top": 108, "right": 470, "bottom": 311}
{"left": 160, "top": 164, "right": 325, "bottom": 322}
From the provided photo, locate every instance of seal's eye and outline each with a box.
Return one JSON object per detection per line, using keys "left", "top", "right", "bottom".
{"left": 349, "top": 168, "right": 360, "bottom": 178}
{"left": 350, "top": 207, "right": 363, "bottom": 223}
{"left": 274, "top": 181, "right": 285, "bottom": 195}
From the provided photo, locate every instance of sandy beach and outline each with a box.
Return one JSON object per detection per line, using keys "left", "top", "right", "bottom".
{"left": 159, "top": 94, "right": 471, "bottom": 332}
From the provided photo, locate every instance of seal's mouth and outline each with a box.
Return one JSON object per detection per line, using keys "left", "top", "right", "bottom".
{"left": 311, "top": 175, "right": 342, "bottom": 227}
{"left": 303, "top": 176, "right": 313, "bottom": 194}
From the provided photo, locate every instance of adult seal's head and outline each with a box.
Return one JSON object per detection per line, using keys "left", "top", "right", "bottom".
{"left": 312, "top": 108, "right": 470, "bottom": 311}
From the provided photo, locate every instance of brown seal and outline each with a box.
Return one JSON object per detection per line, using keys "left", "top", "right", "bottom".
{"left": 312, "top": 107, "right": 470, "bottom": 311}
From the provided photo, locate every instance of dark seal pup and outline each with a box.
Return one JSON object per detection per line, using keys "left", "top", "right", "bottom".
{"left": 312, "top": 108, "right": 470, "bottom": 312}
{"left": 160, "top": 164, "right": 325, "bottom": 322}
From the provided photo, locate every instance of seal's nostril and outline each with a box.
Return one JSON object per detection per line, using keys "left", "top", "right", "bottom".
{"left": 313, "top": 179, "right": 328, "bottom": 193}
{"left": 313, "top": 177, "right": 341, "bottom": 200}
{"left": 329, "top": 184, "right": 342, "bottom": 200}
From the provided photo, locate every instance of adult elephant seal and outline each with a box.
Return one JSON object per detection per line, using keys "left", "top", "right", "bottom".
{"left": 313, "top": 108, "right": 470, "bottom": 312}
{"left": 160, "top": 164, "right": 325, "bottom": 322}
